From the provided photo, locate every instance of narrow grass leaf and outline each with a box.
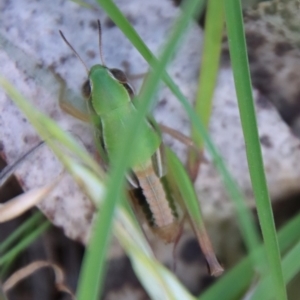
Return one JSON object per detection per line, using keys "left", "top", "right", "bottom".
{"left": 199, "top": 211, "right": 300, "bottom": 300}
{"left": 0, "top": 212, "right": 44, "bottom": 254}
{"left": 189, "top": 0, "right": 224, "bottom": 179}
{"left": 223, "top": 0, "right": 286, "bottom": 298}
{"left": 0, "top": 221, "right": 50, "bottom": 266}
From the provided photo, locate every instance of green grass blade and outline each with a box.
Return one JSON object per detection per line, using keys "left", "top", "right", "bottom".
{"left": 194, "top": 0, "right": 223, "bottom": 136}
{"left": 189, "top": 0, "right": 224, "bottom": 175}
{"left": 223, "top": 0, "right": 286, "bottom": 298}
{"left": 0, "top": 212, "right": 44, "bottom": 254}
{"left": 0, "top": 221, "right": 50, "bottom": 266}
{"left": 252, "top": 237, "right": 300, "bottom": 299}
{"left": 200, "top": 212, "right": 300, "bottom": 300}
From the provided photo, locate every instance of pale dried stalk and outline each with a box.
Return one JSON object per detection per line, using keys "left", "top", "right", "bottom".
{"left": 0, "top": 175, "right": 62, "bottom": 222}
{"left": 3, "top": 260, "right": 75, "bottom": 299}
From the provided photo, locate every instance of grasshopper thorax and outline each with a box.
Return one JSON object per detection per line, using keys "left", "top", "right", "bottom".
{"left": 82, "top": 66, "right": 134, "bottom": 100}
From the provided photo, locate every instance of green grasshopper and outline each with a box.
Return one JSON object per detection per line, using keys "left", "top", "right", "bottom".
{"left": 59, "top": 20, "right": 223, "bottom": 276}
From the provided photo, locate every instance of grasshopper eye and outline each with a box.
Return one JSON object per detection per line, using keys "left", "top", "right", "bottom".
{"left": 109, "top": 68, "right": 127, "bottom": 83}
{"left": 109, "top": 68, "right": 134, "bottom": 99}
{"left": 82, "top": 79, "right": 91, "bottom": 99}
{"left": 123, "top": 83, "right": 134, "bottom": 99}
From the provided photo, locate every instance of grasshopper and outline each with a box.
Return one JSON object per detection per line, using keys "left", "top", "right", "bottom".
{"left": 59, "top": 20, "right": 223, "bottom": 276}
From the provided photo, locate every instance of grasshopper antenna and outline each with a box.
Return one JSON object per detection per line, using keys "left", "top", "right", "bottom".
{"left": 97, "top": 20, "right": 106, "bottom": 66}
{"left": 59, "top": 30, "right": 89, "bottom": 75}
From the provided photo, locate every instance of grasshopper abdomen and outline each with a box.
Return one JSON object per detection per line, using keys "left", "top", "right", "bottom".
{"left": 134, "top": 163, "right": 181, "bottom": 243}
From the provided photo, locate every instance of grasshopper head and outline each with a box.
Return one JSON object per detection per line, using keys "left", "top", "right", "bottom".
{"left": 86, "top": 65, "right": 131, "bottom": 116}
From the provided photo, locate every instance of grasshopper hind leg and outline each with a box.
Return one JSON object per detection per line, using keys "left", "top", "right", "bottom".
{"left": 159, "top": 123, "right": 205, "bottom": 181}
{"left": 171, "top": 215, "right": 186, "bottom": 273}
